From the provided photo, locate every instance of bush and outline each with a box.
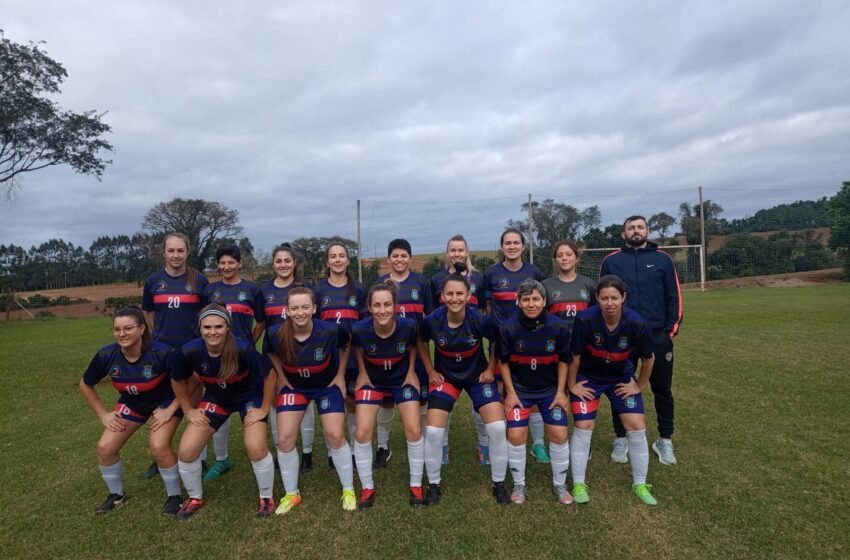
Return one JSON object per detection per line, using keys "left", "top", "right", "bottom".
{"left": 102, "top": 295, "right": 142, "bottom": 315}
{"left": 35, "top": 310, "right": 55, "bottom": 319}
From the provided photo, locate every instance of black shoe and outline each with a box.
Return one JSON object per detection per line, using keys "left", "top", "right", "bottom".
{"left": 492, "top": 481, "right": 510, "bottom": 505}
{"left": 201, "top": 460, "right": 208, "bottom": 477}
{"left": 95, "top": 493, "right": 126, "bottom": 514}
{"left": 357, "top": 488, "right": 376, "bottom": 509}
{"left": 425, "top": 483, "right": 441, "bottom": 506}
{"left": 374, "top": 447, "right": 392, "bottom": 469}
{"left": 300, "top": 452, "right": 313, "bottom": 473}
{"left": 142, "top": 462, "right": 160, "bottom": 480}
{"left": 327, "top": 455, "right": 336, "bottom": 472}
{"left": 162, "top": 495, "right": 182, "bottom": 516}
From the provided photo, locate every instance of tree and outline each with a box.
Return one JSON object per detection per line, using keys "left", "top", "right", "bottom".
{"left": 679, "top": 199, "right": 725, "bottom": 244}
{"left": 1, "top": 31, "right": 113, "bottom": 194}
{"left": 509, "top": 199, "right": 601, "bottom": 249}
{"left": 583, "top": 223, "right": 623, "bottom": 249}
{"left": 649, "top": 212, "right": 676, "bottom": 244}
{"left": 141, "top": 198, "right": 243, "bottom": 269}
{"left": 290, "top": 236, "right": 360, "bottom": 284}
{"left": 828, "top": 181, "right": 850, "bottom": 280}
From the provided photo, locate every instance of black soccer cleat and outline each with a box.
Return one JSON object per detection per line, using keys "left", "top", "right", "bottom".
{"left": 142, "top": 461, "right": 160, "bottom": 480}
{"left": 492, "top": 481, "right": 510, "bottom": 505}
{"left": 95, "top": 493, "right": 126, "bottom": 514}
{"left": 425, "top": 483, "right": 441, "bottom": 506}
{"left": 162, "top": 495, "right": 182, "bottom": 516}
{"left": 374, "top": 447, "right": 392, "bottom": 469}
{"left": 300, "top": 452, "right": 313, "bottom": 473}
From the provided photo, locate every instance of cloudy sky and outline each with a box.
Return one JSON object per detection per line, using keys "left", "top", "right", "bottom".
{"left": 2, "top": 0, "right": 848, "bottom": 256}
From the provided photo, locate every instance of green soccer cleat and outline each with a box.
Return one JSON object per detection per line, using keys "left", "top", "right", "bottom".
{"left": 530, "top": 443, "right": 550, "bottom": 463}
{"left": 341, "top": 489, "right": 357, "bottom": 511}
{"left": 572, "top": 483, "right": 590, "bottom": 504}
{"left": 275, "top": 492, "right": 302, "bottom": 515}
{"left": 203, "top": 458, "right": 232, "bottom": 482}
{"left": 633, "top": 483, "right": 657, "bottom": 506}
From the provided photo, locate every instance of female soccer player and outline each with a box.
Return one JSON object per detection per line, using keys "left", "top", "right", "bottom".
{"left": 171, "top": 304, "right": 276, "bottom": 519}
{"left": 79, "top": 306, "right": 184, "bottom": 515}
{"left": 568, "top": 275, "right": 657, "bottom": 505}
{"left": 418, "top": 274, "right": 510, "bottom": 505}
{"left": 541, "top": 240, "right": 596, "bottom": 337}
{"left": 351, "top": 282, "right": 425, "bottom": 508}
{"left": 265, "top": 287, "right": 357, "bottom": 514}
{"left": 498, "top": 279, "right": 572, "bottom": 505}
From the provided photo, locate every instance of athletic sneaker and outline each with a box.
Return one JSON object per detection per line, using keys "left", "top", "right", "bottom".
{"left": 652, "top": 439, "right": 677, "bottom": 465}
{"left": 442, "top": 446, "right": 450, "bottom": 465}
{"left": 572, "top": 483, "right": 590, "bottom": 504}
{"left": 176, "top": 497, "right": 204, "bottom": 520}
{"left": 510, "top": 483, "right": 527, "bottom": 504}
{"left": 162, "top": 495, "right": 182, "bottom": 516}
{"left": 409, "top": 486, "right": 425, "bottom": 507}
{"left": 341, "top": 489, "right": 357, "bottom": 511}
{"left": 327, "top": 455, "right": 336, "bottom": 472}
{"left": 95, "top": 493, "right": 125, "bottom": 514}
{"left": 530, "top": 443, "right": 550, "bottom": 463}
{"left": 203, "top": 458, "right": 232, "bottom": 481}
{"left": 492, "top": 481, "right": 509, "bottom": 505}
{"left": 425, "top": 483, "right": 441, "bottom": 506}
{"left": 476, "top": 444, "right": 490, "bottom": 465}
{"left": 142, "top": 461, "right": 159, "bottom": 479}
{"left": 275, "top": 493, "right": 302, "bottom": 515}
{"left": 374, "top": 447, "right": 392, "bottom": 469}
{"left": 300, "top": 452, "right": 313, "bottom": 473}
{"left": 357, "top": 488, "right": 376, "bottom": 509}
{"left": 552, "top": 484, "right": 574, "bottom": 505}
{"left": 256, "top": 497, "right": 275, "bottom": 518}
{"left": 633, "top": 483, "right": 658, "bottom": 505}
{"left": 611, "top": 438, "right": 629, "bottom": 463}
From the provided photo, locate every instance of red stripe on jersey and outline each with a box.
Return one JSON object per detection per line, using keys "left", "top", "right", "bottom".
{"left": 320, "top": 309, "right": 359, "bottom": 321}
{"left": 152, "top": 294, "right": 201, "bottom": 304}
{"left": 585, "top": 346, "right": 631, "bottom": 362}
{"left": 364, "top": 354, "right": 404, "bottom": 367}
{"left": 549, "top": 302, "right": 589, "bottom": 314}
{"left": 282, "top": 355, "right": 332, "bottom": 376}
{"left": 430, "top": 381, "right": 462, "bottom": 400}
{"left": 470, "top": 295, "right": 479, "bottom": 305}
{"left": 355, "top": 387, "right": 389, "bottom": 402}
{"left": 509, "top": 354, "right": 559, "bottom": 366}
{"left": 395, "top": 303, "right": 424, "bottom": 315}
{"left": 111, "top": 373, "right": 167, "bottom": 393}
{"left": 571, "top": 399, "right": 600, "bottom": 414}
{"left": 265, "top": 305, "right": 286, "bottom": 318}
{"left": 277, "top": 391, "right": 309, "bottom": 407}
{"left": 492, "top": 291, "right": 517, "bottom": 301}
{"left": 508, "top": 406, "right": 531, "bottom": 422}
{"left": 196, "top": 369, "right": 249, "bottom": 385}
{"left": 226, "top": 303, "right": 254, "bottom": 316}
{"left": 435, "top": 342, "right": 480, "bottom": 360}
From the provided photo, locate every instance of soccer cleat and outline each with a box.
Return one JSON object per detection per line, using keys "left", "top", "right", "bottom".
{"left": 552, "top": 484, "right": 574, "bottom": 505}
{"left": 142, "top": 461, "right": 160, "bottom": 479}
{"left": 327, "top": 455, "right": 336, "bottom": 472}
{"left": 633, "top": 483, "right": 658, "bottom": 505}
{"left": 162, "top": 495, "right": 182, "bottom": 516}
{"left": 203, "top": 458, "right": 232, "bottom": 481}
{"left": 442, "top": 446, "right": 450, "bottom": 465}
{"left": 374, "top": 447, "right": 392, "bottom": 469}
{"left": 275, "top": 492, "right": 302, "bottom": 515}
{"left": 492, "top": 481, "right": 509, "bottom": 505}
{"left": 425, "top": 483, "right": 441, "bottom": 506}
{"left": 95, "top": 493, "right": 125, "bottom": 514}
{"left": 409, "top": 486, "right": 425, "bottom": 507}
{"left": 341, "top": 489, "right": 357, "bottom": 511}
{"left": 611, "top": 438, "right": 629, "bottom": 463}
{"left": 257, "top": 497, "right": 275, "bottom": 518}
{"left": 176, "top": 497, "right": 204, "bottom": 520}
{"left": 300, "top": 452, "right": 313, "bottom": 473}
{"left": 357, "top": 488, "right": 376, "bottom": 509}
{"left": 652, "top": 439, "right": 677, "bottom": 465}
{"left": 476, "top": 444, "right": 490, "bottom": 465}
{"left": 530, "top": 443, "right": 550, "bottom": 463}
{"left": 510, "top": 483, "right": 527, "bottom": 504}
{"left": 572, "top": 483, "right": 590, "bottom": 504}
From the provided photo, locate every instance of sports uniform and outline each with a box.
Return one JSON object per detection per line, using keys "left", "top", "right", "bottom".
{"left": 205, "top": 279, "right": 264, "bottom": 342}
{"left": 313, "top": 278, "right": 366, "bottom": 395}
{"left": 142, "top": 270, "right": 208, "bottom": 349}
{"left": 541, "top": 274, "right": 596, "bottom": 338}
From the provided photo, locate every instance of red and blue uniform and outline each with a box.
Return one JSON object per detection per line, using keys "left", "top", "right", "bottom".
{"left": 259, "top": 280, "right": 313, "bottom": 328}
{"left": 541, "top": 274, "right": 597, "bottom": 339}
{"left": 351, "top": 317, "right": 421, "bottom": 405}
{"left": 430, "top": 269, "right": 486, "bottom": 311}
{"left": 483, "top": 262, "right": 543, "bottom": 326}
{"left": 82, "top": 341, "right": 178, "bottom": 423}
{"left": 142, "top": 270, "right": 208, "bottom": 349}
{"left": 313, "top": 278, "right": 366, "bottom": 394}
{"left": 205, "top": 279, "right": 264, "bottom": 342}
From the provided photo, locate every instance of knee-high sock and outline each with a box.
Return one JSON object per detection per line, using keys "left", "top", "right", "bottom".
{"left": 347, "top": 413, "right": 357, "bottom": 447}
{"left": 507, "top": 443, "right": 526, "bottom": 485}
{"left": 276, "top": 448, "right": 300, "bottom": 495}
{"left": 329, "top": 442, "right": 355, "bottom": 491}
{"left": 178, "top": 458, "right": 203, "bottom": 499}
{"left": 300, "top": 404, "right": 316, "bottom": 454}
{"left": 485, "top": 420, "right": 508, "bottom": 483}
{"left": 270, "top": 410, "right": 279, "bottom": 451}
{"left": 530, "top": 412, "right": 545, "bottom": 446}
{"left": 99, "top": 460, "right": 124, "bottom": 495}
{"left": 377, "top": 407, "right": 394, "bottom": 449}
{"left": 407, "top": 437, "right": 425, "bottom": 488}
{"left": 570, "top": 428, "right": 593, "bottom": 485}
{"left": 424, "top": 426, "right": 445, "bottom": 484}
{"left": 472, "top": 409, "right": 489, "bottom": 446}
{"left": 158, "top": 463, "right": 181, "bottom": 496}
{"left": 550, "top": 441, "right": 570, "bottom": 486}
{"left": 627, "top": 429, "right": 649, "bottom": 485}
{"left": 442, "top": 412, "right": 451, "bottom": 447}
{"left": 251, "top": 452, "right": 275, "bottom": 499}
{"left": 354, "top": 441, "right": 374, "bottom": 490}
{"left": 212, "top": 417, "right": 230, "bottom": 461}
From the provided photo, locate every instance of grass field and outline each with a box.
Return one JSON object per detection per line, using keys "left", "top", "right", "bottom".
{"left": 1, "top": 285, "right": 848, "bottom": 560}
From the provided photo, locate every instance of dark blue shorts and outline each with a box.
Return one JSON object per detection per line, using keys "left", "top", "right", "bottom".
{"left": 345, "top": 367, "right": 359, "bottom": 398}
{"left": 506, "top": 393, "right": 568, "bottom": 428}
{"left": 276, "top": 385, "right": 345, "bottom": 415}
{"left": 569, "top": 373, "right": 645, "bottom": 421}
{"left": 355, "top": 384, "right": 421, "bottom": 406}
{"left": 197, "top": 392, "right": 265, "bottom": 431}
{"left": 114, "top": 394, "right": 183, "bottom": 424}
{"left": 428, "top": 377, "right": 500, "bottom": 412}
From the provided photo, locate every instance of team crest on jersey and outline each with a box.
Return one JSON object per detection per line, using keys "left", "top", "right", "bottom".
{"left": 618, "top": 337, "right": 629, "bottom": 350}
{"left": 592, "top": 333, "right": 603, "bottom": 345}
{"left": 514, "top": 340, "right": 525, "bottom": 353}
{"left": 552, "top": 407, "right": 563, "bottom": 421}
{"left": 238, "top": 292, "right": 249, "bottom": 302}
{"left": 211, "top": 291, "right": 222, "bottom": 302}
{"left": 552, "top": 290, "right": 562, "bottom": 300}
{"left": 497, "top": 278, "right": 509, "bottom": 288}
{"left": 397, "top": 342, "right": 406, "bottom": 354}
{"left": 314, "top": 349, "right": 325, "bottom": 361}
{"left": 184, "top": 283, "right": 192, "bottom": 293}
{"left": 108, "top": 365, "right": 121, "bottom": 377}
{"left": 320, "top": 398, "right": 329, "bottom": 410}
{"left": 436, "top": 337, "right": 448, "bottom": 348}
{"left": 156, "top": 281, "right": 168, "bottom": 292}
{"left": 367, "top": 344, "right": 378, "bottom": 354}
{"left": 348, "top": 296, "right": 358, "bottom": 307}
{"left": 625, "top": 397, "right": 636, "bottom": 409}
{"left": 467, "top": 335, "right": 478, "bottom": 346}
{"left": 265, "top": 294, "right": 275, "bottom": 303}
{"left": 245, "top": 401, "right": 254, "bottom": 411}
{"left": 321, "top": 296, "right": 331, "bottom": 306}
{"left": 403, "top": 387, "right": 412, "bottom": 399}
{"left": 470, "top": 284, "right": 477, "bottom": 293}
{"left": 545, "top": 339, "right": 556, "bottom": 353}
{"left": 580, "top": 289, "right": 589, "bottom": 300}
{"left": 199, "top": 362, "right": 209, "bottom": 373}
{"left": 483, "top": 385, "right": 493, "bottom": 398}
{"left": 411, "top": 289, "right": 420, "bottom": 301}
{"left": 142, "top": 365, "right": 153, "bottom": 379}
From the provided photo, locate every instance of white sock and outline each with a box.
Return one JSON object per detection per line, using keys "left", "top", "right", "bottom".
{"left": 507, "top": 443, "right": 527, "bottom": 486}
{"left": 251, "top": 452, "right": 275, "bottom": 499}
{"left": 442, "top": 413, "right": 451, "bottom": 447}
{"left": 178, "top": 458, "right": 203, "bottom": 499}
{"left": 550, "top": 441, "right": 570, "bottom": 486}
{"left": 530, "top": 412, "right": 545, "bottom": 446}
{"left": 627, "top": 429, "right": 650, "bottom": 485}
{"left": 570, "top": 428, "right": 593, "bottom": 485}
{"left": 270, "top": 410, "right": 279, "bottom": 451}
{"left": 300, "top": 404, "right": 316, "bottom": 454}
{"left": 347, "top": 413, "right": 357, "bottom": 447}
{"left": 329, "top": 442, "right": 355, "bottom": 491}
{"left": 419, "top": 404, "right": 428, "bottom": 438}
{"left": 158, "top": 463, "right": 181, "bottom": 496}
{"left": 276, "top": 448, "right": 300, "bottom": 495}
{"left": 99, "top": 460, "right": 124, "bottom": 495}
{"left": 354, "top": 441, "right": 374, "bottom": 489}
{"left": 424, "top": 426, "right": 445, "bottom": 484}
{"left": 485, "top": 420, "right": 508, "bottom": 483}
{"left": 212, "top": 417, "right": 230, "bottom": 461}
{"left": 377, "top": 407, "right": 394, "bottom": 449}
{"left": 407, "top": 437, "right": 425, "bottom": 488}
{"left": 472, "top": 409, "right": 489, "bottom": 446}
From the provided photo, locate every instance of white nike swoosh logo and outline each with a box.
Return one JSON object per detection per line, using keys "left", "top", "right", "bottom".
{"left": 646, "top": 264, "right": 655, "bottom": 267}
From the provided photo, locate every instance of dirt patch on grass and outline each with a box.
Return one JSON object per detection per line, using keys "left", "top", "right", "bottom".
{"left": 683, "top": 268, "right": 843, "bottom": 290}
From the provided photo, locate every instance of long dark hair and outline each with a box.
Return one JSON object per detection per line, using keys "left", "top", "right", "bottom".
{"left": 198, "top": 303, "right": 239, "bottom": 380}
{"left": 498, "top": 227, "right": 526, "bottom": 262}
{"left": 113, "top": 305, "right": 152, "bottom": 353}
{"left": 277, "top": 287, "right": 315, "bottom": 366}
{"left": 272, "top": 243, "right": 304, "bottom": 286}
{"left": 595, "top": 275, "right": 627, "bottom": 297}
{"left": 325, "top": 243, "right": 356, "bottom": 298}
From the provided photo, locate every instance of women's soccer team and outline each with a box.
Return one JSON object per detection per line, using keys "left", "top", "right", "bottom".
{"left": 80, "top": 228, "right": 661, "bottom": 519}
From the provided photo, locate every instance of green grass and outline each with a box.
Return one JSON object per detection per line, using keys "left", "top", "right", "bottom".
{"left": 1, "top": 285, "right": 848, "bottom": 559}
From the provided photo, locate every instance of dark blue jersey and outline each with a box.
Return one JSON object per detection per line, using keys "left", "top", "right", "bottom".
{"left": 420, "top": 307, "right": 497, "bottom": 384}
{"left": 571, "top": 307, "right": 654, "bottom": 381}
{"left": 82, "top": 341, "right": 176, "bottom": 413}
{"left": 542, "top": 274, "right": 597, "bottom": 338}
{"left": 266, "top": 320, "right": 350, "bottom": 389}
{"left": 351, "top": 317, "right": 418, "bottom": 387}
{"left": 142, "top": 269, "right": 209, "bottom": 349}
{"left": 377, "top": 271, "right": 434, "bottom": 324}
{"left": 314, "top": 278, "right": 366, "bottom": 370}
{"left": 258, "top": 280, "right": 313, "bottom": 328}
{"left": 205, "top": 279, "right": 264, "bottom": 342}
{"left": 483, "top": 262, "right": 543, "bottom": 326}
{"left": 498, "top": 314, "right": 571, "bottom": 397}
{"left": 173, "top": 337, "right": 270, "bottom": 409}
{"left": 430, "top": 269, "right": 486, "bottom": 310}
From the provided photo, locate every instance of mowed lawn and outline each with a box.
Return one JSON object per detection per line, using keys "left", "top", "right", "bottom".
{"left": 1, "top": 285, "right": 848, "bottom": 560}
